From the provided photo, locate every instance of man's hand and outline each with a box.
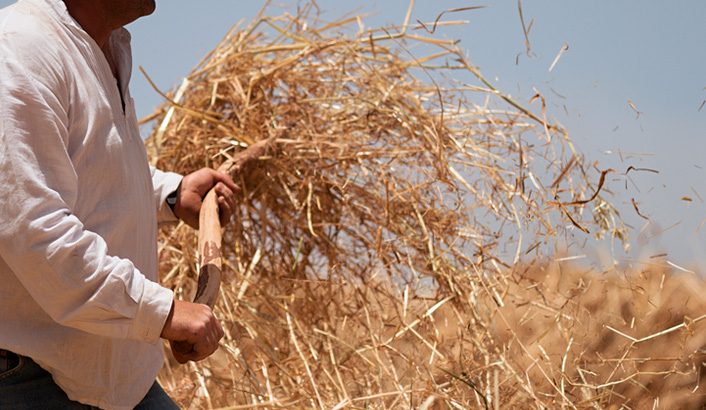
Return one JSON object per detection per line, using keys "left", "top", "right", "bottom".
{"left": 161, "top": 300, "right": 224, "bottom": 363}
{"left": 173, "top": 168, "right": 239, "bottom": 228}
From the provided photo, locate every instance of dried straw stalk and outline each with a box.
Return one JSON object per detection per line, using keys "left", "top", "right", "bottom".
{"left": 145, "top": 3, "right": 706, "bottom": 409}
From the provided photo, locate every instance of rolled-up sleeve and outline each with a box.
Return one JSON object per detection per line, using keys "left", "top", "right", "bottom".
{"left": 151, "top": 166, "right": 182, "bottom": 224}
{"left": 0, "top": 57, "right": 172, "bottom": 343}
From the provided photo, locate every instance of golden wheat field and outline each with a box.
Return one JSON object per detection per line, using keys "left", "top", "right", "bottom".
{"left": 144, "top": 3, "right": 706, "bottom": 409}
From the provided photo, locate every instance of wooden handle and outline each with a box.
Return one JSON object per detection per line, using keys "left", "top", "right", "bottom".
{"left": 172, "top": 139, "right": 274, "bottom": 358}
{"left": 192, "top": 138, "right": 274, "bottom": 308}
{"left": 192, "top": 189, "right": 222, "bottom": 307}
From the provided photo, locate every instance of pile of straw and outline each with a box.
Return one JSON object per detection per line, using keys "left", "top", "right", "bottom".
{"left": 496, "top": 261, "right": 706, "bottom": 409}
{"left": 145, "top": 3, "right": 706, "bottom": 408}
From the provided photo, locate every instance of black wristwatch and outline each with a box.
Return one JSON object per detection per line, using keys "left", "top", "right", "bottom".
{"left": 166, "top": 185, "right": 180, "bottom": 212}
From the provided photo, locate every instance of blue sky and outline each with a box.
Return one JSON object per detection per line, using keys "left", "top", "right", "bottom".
{"left": 3, "top": 1, "right": 705, "bottom": 268}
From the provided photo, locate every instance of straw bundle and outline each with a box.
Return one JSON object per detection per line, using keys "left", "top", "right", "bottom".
{"left": 145, "top": 3, "right": 706, "bottom": 408}
{"left": 497, "top": 261, "right": 706, "bottom": 409}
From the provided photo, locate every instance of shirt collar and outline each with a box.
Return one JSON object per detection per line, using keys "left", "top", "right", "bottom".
{"left": 26, "top": 0, "right": 132, "bottom": 47}
{"left": 27, "top": 0, "right": 82, "bottom": 31}
{"left": 25, "top": 0, "right": 134, "bottom": 92}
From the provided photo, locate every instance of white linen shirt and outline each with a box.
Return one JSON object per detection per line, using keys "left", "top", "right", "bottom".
{"left": 0, "top": 0, "right": 181, "bottom": 408}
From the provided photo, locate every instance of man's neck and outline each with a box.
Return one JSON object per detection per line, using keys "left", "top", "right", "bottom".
{"left": 62, "top": 0, "right": 117, "bottom": 48}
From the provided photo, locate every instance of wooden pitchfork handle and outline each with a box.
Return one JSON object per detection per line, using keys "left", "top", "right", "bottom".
{"left": 172, "top": 138, "right": 273, "bottom": 356}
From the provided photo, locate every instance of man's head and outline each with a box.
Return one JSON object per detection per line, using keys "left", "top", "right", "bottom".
{"left": 102, "top": 0, "right": 156, "bottom": 26}
{"left": 63, "top": 0, "right": 156, "bottom": 45}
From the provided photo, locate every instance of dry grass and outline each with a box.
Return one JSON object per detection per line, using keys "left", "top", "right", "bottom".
{"left": 145, "top": 3, "right": 706, "bottom": 408}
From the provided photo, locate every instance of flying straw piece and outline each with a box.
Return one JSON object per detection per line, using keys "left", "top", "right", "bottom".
{"left": 628, "top": 99, "right": 643, "bottom": 118}
{"left": 415, "top": 5, "right": 485, "bottom": 34}
{"left": 554, "top": 255, "right": 586, "bottom": 262}
{"left": 626, "top": 165, "right": 659, "bottom": 175}
{"left": 666, "top": 260, "right": 695, "bottom": 274}
{"left": 631, "top": 198, "right": 649, "bottom": 220}
{"left": 555, "top": 168, "right": 614, "bottom": 206}
{"left": 548, "top": 42, "right": 569, "bottom": 72}
{"left": 517, "top": 0, "right": 534, "bottom": 57}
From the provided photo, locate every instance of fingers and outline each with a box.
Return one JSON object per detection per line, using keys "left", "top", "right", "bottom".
{"left": 177, "top": 324, "right": 222, "bottom": 362}
{"left": 182, "top": 168, "right": 239, "bottom": 198}
{"left": 174, "top": 168, "right": 241, "bottom": 229}
{"left": 171, "top": 339, "right": 216, "bottom": 363}
{"left": 193, "top": 322, "right": 223, "bottom": 359}
{"left": 170, "top": 338, "right": 220, "bottom": 364}
{"left": 208, "top": 169, "right": 239, "bottom": 193}
{"left": 165, "top": 301, "right": 224, "bottom": 364}
{"left": 170, "top": 341, "right": 193, "bottom": 364}
{"left": 215, "top": 182, "right": 237, "bottom": 225}
{"left": 212, "top": 170, "right": 239, "bottom": 225}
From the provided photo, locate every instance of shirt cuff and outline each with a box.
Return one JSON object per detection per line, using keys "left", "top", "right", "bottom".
{"left": 126, "top": 279, "right": 174, "bottom": 343}
{"left": 154, "top": 171, "right": 183, "bottom": 224}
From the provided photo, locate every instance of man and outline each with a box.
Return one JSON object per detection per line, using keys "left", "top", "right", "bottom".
{"left": 0, "top": 0, "right": 233, "bottom": 408}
